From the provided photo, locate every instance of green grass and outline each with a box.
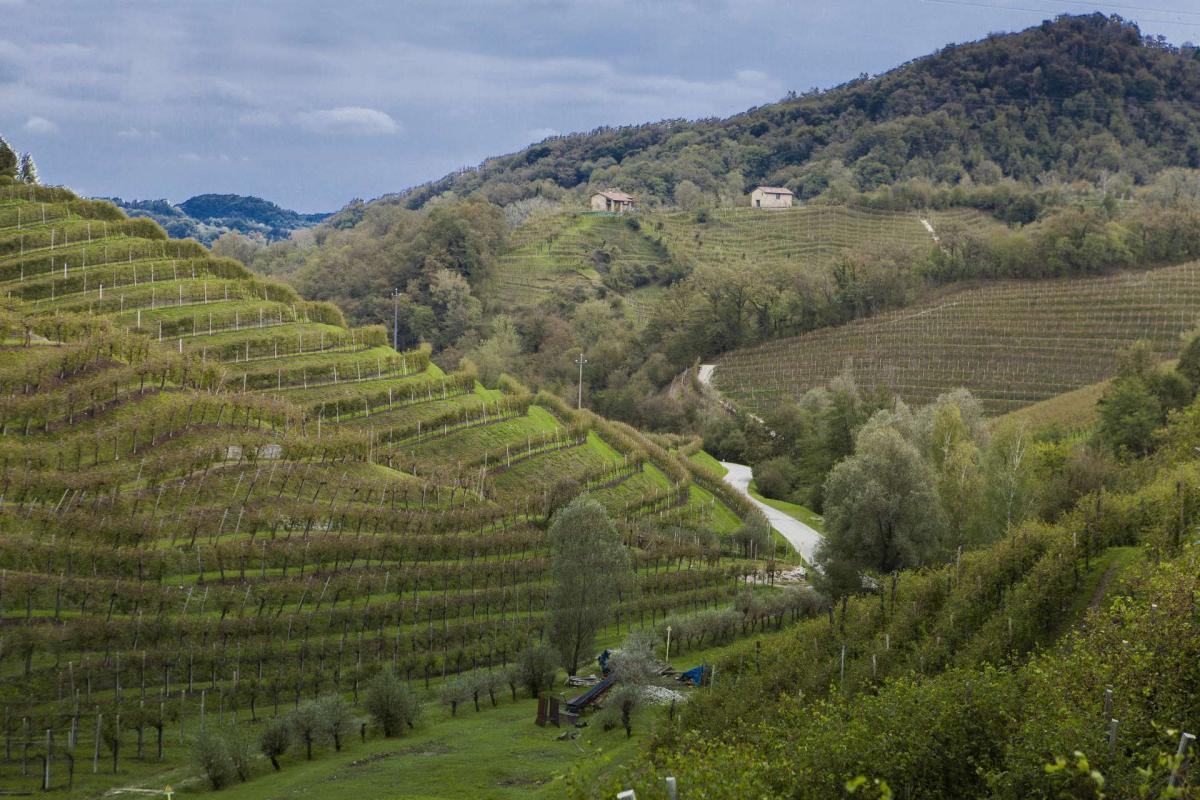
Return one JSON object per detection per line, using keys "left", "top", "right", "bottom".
{"left": 687, "top": 449, "right": 727, "bottom": 476}
{"left": 747, "top": 481, "right": 824, "bottom": 533}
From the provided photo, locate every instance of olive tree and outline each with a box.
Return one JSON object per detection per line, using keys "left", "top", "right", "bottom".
{"left": 364, "top": 672, "right": 422, "bottom": 736}
{"left": 259, "top": 715, "right": 291, "bottom": 771}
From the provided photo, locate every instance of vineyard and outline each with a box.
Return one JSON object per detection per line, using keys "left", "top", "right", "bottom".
{"left": 487, "top": 212, "right": 673, "bottom": 322}
{"left": 712, "top": 260, "right": 1200, "bottom": 415}
{"left": 0, "top": 186, "right": 776, "bottom": 796}
{"left": 489, "top": 203, "right": 977, "bottom": 326}
{"left": 648, "top": 204, "right": 962, "bottom": 276}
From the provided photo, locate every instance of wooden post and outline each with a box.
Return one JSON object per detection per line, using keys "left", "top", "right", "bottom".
{"left": 92, "top": 712, "right": 101, "bottom": 774}
{"left": 1168, "top": 732, "right": 1195, "bottom": 790}
{"left": 43, "top": 729, "right": 51, "bottom": 790}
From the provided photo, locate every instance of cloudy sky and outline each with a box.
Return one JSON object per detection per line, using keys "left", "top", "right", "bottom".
{"left": 2, "top": 0, "right": 1198, "bottom": 212}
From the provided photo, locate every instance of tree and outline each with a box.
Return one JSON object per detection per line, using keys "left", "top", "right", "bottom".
{"left": 510, "top": 644, "right": 559, "bottom": 697}
{"left": 0, "top": 137, "right": 16, "bottom": 178}
{"left": 599, "top": 633, "right": 662, "bottom": 738}
{"left": 192, "top": 729, "right": 235, "bottom": 790}
{"left": 318, "top": 695, "right": 355, "bottom": 751}
{"left": 211, "top": 231, "right": 263, "bottom": 265}
{"left": 288, "top": 700, "right": 327, "bottom": 760}
{"left": 224, "top": 726, "right": 255, "bottom": 782}
{"left": 820, "top": 426, "right": 945, "bottom": 575}
{"left": 17, "top": 153, "right": 37, "bottom": 185}
{"left": 983, "top": 422, "right": 1037, "bottom": 531}
{"left": 1177, "top": 329, "right": 1200, "bottom": 390}
{"left": 364, "top": 672, "right": 422, "bottom": 737}
{"left": 673, "top": 179, "right": 707, "bottom": 211}
{"left": 1098, "top": 377, "right": 1162, "bottom": 456}
{"left": 259, "top": 715, "right": 291, "bottom": 771}
{"left": 546, "top": 496, "right": 633, "bottom": 675}
{"left": 439, "top": 676, "right": 470, "bottom": 716}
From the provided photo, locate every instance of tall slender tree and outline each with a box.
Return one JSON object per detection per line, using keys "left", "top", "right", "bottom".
{"left": 17, "top": 153, "right": 38, "bottom": 185}
{"left": 547, "top": 495, "right": 633, "bottom": 676}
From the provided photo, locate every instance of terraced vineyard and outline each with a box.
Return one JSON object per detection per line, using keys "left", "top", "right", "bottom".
{"left": 0, "top": 186, "right": 770, "bottom": 795}
{"left": 488, "top": 212, "right": 673, "bottom": 321}
{"left": 713, "top": 261, "right": 1200, "bottom": 415}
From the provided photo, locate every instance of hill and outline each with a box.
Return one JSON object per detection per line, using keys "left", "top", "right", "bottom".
{"left": 105, "top": 193, "right": 331, "bottom": 244}
{"left": 398, "top": 14, "right": 1200, "bottom": 210}
{"left": 709, "top": 258, "right": 1200, "bottom": 416}
{"left": 0, "top": 181, "right": 788, "bottom": 797}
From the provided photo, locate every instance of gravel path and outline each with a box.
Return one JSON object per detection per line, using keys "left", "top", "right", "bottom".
{"left": 720, "top": 461, "right": 822, "bottom": 564}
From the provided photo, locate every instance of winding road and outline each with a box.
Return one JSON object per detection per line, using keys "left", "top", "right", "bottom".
{"left": 720, "top": 461, "right": 822, "bottom": 564}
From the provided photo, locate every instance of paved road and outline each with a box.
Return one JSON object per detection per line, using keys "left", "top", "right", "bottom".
{"left": 720, "top": 461, "right": 822, "bottom": 564}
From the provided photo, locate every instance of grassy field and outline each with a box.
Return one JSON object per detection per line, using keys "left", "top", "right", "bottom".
{"left": 713, "top": 261, "right": 1200, "bottom": 416}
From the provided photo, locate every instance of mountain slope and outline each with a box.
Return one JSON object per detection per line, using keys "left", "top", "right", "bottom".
{"left": 400, "top": 14, "right": 1200, "bottom": 209}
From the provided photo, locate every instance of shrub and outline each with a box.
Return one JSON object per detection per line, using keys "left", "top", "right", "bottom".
{"left": 364, "top": 672, "right": 422, "bottom": 737}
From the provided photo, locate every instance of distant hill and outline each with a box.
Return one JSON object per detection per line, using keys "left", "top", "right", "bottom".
{"left": 398, "top": 14, "right": 1200, "bottom": 210}
{"left": 103, "top": 192, "right": 331, "bottom": 243}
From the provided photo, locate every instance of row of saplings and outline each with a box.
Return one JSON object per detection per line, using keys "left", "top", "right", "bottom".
{"left": 192, "top": 645, "right": 562, "bottom": 790}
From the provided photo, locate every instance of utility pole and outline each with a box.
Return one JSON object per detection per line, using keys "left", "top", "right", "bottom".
{"left": 575, "top": 353, "right": 587, "bottom": 409}
{"left": 391, "top": 289, "right": 400, "bottom": 352}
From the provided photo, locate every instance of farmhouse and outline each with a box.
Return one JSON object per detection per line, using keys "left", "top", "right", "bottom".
{"left": 751, "top": 186, "right": 794, "bottom": 209}
{"left": 590, "top": 189, "right": 636, "bottom": 213}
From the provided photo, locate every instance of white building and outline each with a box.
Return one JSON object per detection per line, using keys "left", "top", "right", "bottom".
{"left": 590, "top": 189, "right": 635, "bottom": 213}
{"left": 750, "top": 186, "right": 794, "bottom": 209}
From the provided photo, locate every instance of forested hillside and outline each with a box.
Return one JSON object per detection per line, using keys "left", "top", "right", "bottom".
{"left": 397, "top": 14, "right": 1200, "bottom": 210}
{"left": 106, "top": 194, "right": 331, "bottom": 245}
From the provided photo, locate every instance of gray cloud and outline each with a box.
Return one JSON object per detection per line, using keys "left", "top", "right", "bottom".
{"left": 24, "top": 115, "right": 57, "bottom": 134}
{"left": 0, "top": 1, "right": 1195, "bottom": 211}
{"left": 296, "top": 107, "right": 401, "bottom": 136}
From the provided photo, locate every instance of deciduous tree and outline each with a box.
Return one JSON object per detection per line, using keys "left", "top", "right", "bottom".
{"left": 547, "top": 496, "right": 633, "bottom": 675}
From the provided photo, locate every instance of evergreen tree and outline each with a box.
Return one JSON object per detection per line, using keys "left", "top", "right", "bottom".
{"left": 17, "top": 153, "right": 37, "bottom": 185}
{"left": 0, "top": 136, "right": 17, "bottom": 178}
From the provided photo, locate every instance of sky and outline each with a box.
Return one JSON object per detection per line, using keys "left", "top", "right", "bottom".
{"left": 2, "top": 0, "right": 1199, "bottom": 213}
